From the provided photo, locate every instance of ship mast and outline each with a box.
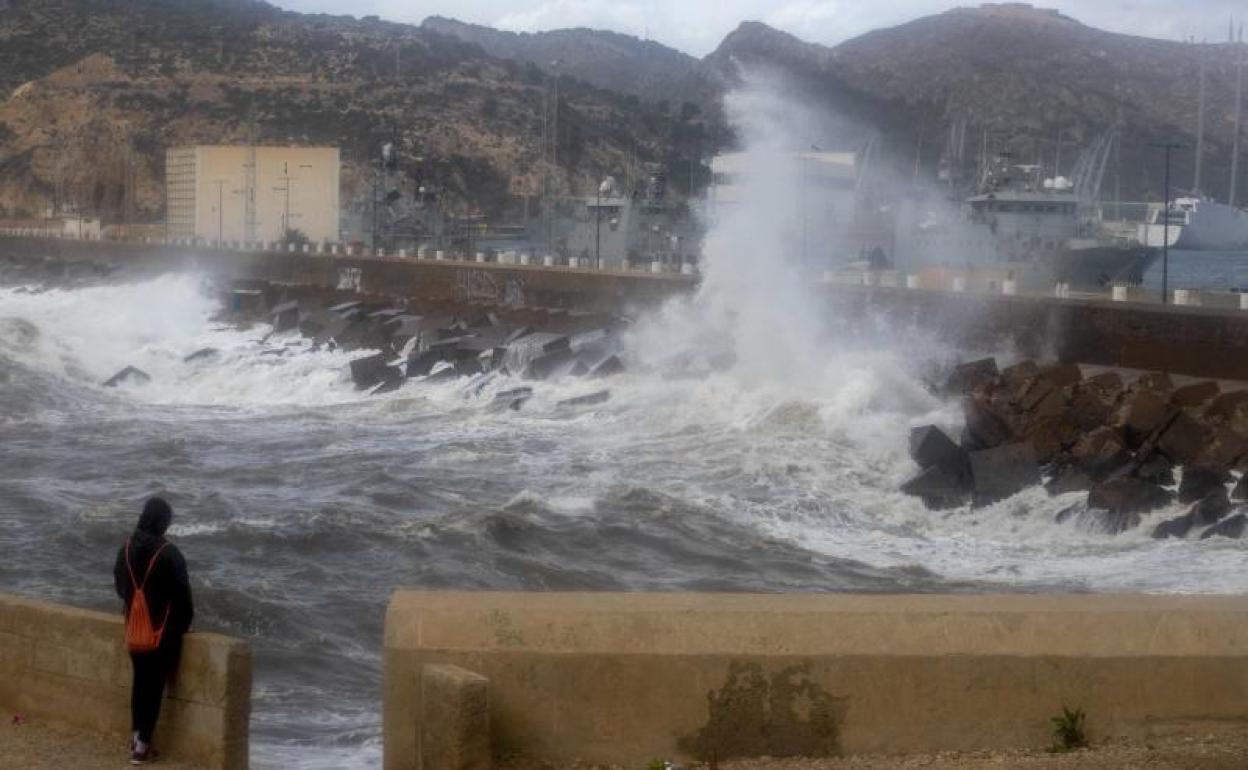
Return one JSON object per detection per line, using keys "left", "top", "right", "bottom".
{"left": 1232, "top": 24, "right": 1244, "bottom": 208}
{"left": 1194, "top": 40, "right": 1207, "bottom": 194}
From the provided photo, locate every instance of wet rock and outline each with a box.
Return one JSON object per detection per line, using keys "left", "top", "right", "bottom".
{"left": 900, "top": 465, "right": 970, "bottom": 510}
{"left": 558, "top": 390, "right": 611, "bottom": 408}
{"left": 588, "top": 354, "right": 626, "bottom": 378}
{"left": 269, "top": 301, "right": 300, "bottom": 333}
{"left": 1187, "top": 489, "right": 1232, "bottom": 526}
{"left": 1021, "top": 415, "right": 1078, "bottom": 465}
{"left": 183, "top": 347, "right": 219, "bottom": 363}
{"left": 330, "top": 300, "right": 363, "bottom": 315}
{"left": 1156, "top": 411, "right": 1207, "bottom": 466}
{"left": 1171, "top": 380, "right": 1220, "bottom": 408}
{"left": 312, "top": 315, "right": 354, "bottom": 347}
{"left": 1178, "top": 465, "right": 1230, "bottom": 503}
{"left": 525, "top": 348, "right": 578, "bottom": 380}
{"left": 1046, "top": 466, "right": 1094, "bottom": 495}
{"left": 1086, "top": 371, "right": 1124, "bottom": 396}
{"left": 909, "top": 425, "right": 971, "bottom": 481}
{"left": 1068, "top": 388, "right": 1112, "bottom": 432}
{"left": 1233, "top": 475, "right": 1248, "bottom": 502}
{"left": 1134, "top": 454, "right": 1176, "bottom": 487}
{"left": 1001, "top": 360, "right": 1039, "bottom": 390}
{"left": 1204, "top": 390, "right": 1248, "bottom": 422}
{"left": 102, "top": 366, "right": 151, "bottom": 388}
{"left": 1196, "top": 429, "right": 1248, "bottom": 473}
{"left": 1115, "top": 389, "right": 1170, "bottom": 447}
{"left": 406, "top": 349, "right": 450, "bottom": 378}
{"left": 1200, "top": 513, "right": 1248, "bottom": 539}
{"left": 962, "top": 395, "right": 1015, "bottom": 450}
{"left": 350, "top": 353, "right": 402, "bottom": 391}
{"left": 298, "top": 309, "right": 338, "bottom": 338}
{"left": 942, "top": 358, "right": 999, "bottom": 397}
{"left": 1088, "top": 477, "right": 1172, "bottom": 517}
{"left": 490, "top": 386, "right": 533, "bottom": 411}
{"left": 968, "top": 442, "right": 1041, "bottom": 507}
{"left": 1069, "top": 426, "right": 1130, "bottom": 479}
{"left": 1040, "top": 362, "right": 1082, "bottom": 388}
{"left": 1097, "top": 510, "right": 1142, "bottom": 535}
{"left": 1151, "top": 514, "right": 1195, "bottom": 539}
{"left": 1134, "top": 371, "right": 1174, "bottom": 394}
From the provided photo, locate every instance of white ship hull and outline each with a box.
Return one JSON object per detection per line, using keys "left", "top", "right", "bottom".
{"left": 1138, "top": 198, "right": 1248, "bottom": 251}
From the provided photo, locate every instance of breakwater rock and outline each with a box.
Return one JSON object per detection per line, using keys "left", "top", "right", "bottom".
{"left": 220, "top": 283, "right": 628, "bottom": 400}
{"left": 903, "top": 357, "right": 1248, "bottom": 539}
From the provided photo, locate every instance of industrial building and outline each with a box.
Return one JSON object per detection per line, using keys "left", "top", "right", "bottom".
{"left": 164, "top": 146, "right": 340, "bottom": 244}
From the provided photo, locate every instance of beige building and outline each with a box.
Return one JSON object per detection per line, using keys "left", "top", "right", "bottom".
{"left": 165, "top": 146, "right": 340, "bottom": 244}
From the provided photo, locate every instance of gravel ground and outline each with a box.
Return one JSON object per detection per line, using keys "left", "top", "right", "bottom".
{"left": 1, "top": 719, "right": 203, "bottom": 770}
{"left": 499, "top": 734, "right": 1248, "bottom": 770}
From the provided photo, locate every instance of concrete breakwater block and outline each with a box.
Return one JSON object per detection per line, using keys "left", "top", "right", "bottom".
{"left": 969, "top": 442, "right": 1040, "bottom": 507}
{"left": 420, "top": 664, "right": 491, "bottom": 770}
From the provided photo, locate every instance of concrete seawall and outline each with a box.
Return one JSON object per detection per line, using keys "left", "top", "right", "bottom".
{"left": 0, "top": 593, "right": 251, "bottom": 770}
{"left": 384, "top": 591, "right": 1248, "bottom": 768}
{"left": 8, "top": 235, "right": 1248, "bottom": 380}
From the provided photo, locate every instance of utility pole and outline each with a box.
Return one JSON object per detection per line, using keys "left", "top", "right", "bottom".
{"left": 595, "top": 178, "right": 602, "bottom": 269}
{"left": 1154, "top": 142, "right": 1185, "bottom": 304}
{"left": 1231, "top": 25, "right": 1245, "bottom": 208}
{"left": 1194, "top": 39, "right": 1207, "bottom": 193}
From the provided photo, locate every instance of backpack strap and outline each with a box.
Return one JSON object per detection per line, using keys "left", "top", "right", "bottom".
{"left": 124, "top": 537, "right": 170, "bottom": 591}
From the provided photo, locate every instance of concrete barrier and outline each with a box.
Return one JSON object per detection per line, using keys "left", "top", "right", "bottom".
{"left": 0, "top": 593, "right": 251, "bottom": 770}
{"left": 384, "top": 591, "right": 1248, "bottom": 769}
{"left": 419, "top": 664, "right": 490, "bottom": 770}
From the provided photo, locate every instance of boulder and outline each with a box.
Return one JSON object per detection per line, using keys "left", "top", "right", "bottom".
{"left": 900, "top": 465, "right": 970, "bottom": 510}
{"left": 942, "top": 358, "right": 999, "bottom": 397}
{"left": 1097, "top": 510, "right": 1142, "bottom": 536}
{"left": 1068, "top": 389, "right": 1112, "bottom": 432}
{"left": 968, "top": 442, "right": 1041, "bottom": 507}
{"left": 350, "top": 353, "right": 401, "bottom": 391}
{"left": 1040, "top": 362, "right": 1082, "bottom": 388}
{"left": 183, "top": 347, "right": 219, "bottom": 363}
{"left": 1069, "top": 426, "right": 1129, "bottom": 479}
{"left": 1115, "top": 389, "right": 1170, "bottom": 447}
{"left": 558, "top": 390, "right": 611, "bottom": 408}
{"left": 1186, "top": 489, "right": 1232, "bottom": 526}
{"left": 1200, "top": 513, "right": 1248, "bottom": 540}
{"left": 1086, "top": 371, "right": 1124, "bottom": 396}
{"left": 1017, "top": 378, "right": 1055, "bottom": 412}
{"left": 102, "top": 366, "right": 151, "bottom": 388}
{"left": 908, "top": 426, "right": 971, "bottom": 483}
{"left": 1001, "top": 360, "right": 1039, "bottom": 386}
{"left": 1177, "top": 466, "right": 1229, "bottom": 504}
{"left": 1134, "top": 454, "right": 1176, "bottom": 487}
{"left": 298, "top": 309, "right": 339, "bottom": 338}
{"left": 490, "top": 386, "right": 533, "bottom": 412}
{"left": 407, "top": 349, "right": 452, "bottom": 378}
{"left": 962, "top": 395, "right": 1015, "bottom": 450}
{"left": 312, "top": 315, "right": 354, "bottom": 348}
{"left": 1233, "top": 475, "right": 1248, "bottom": 502}
{"left": 1088, "top": 477, "right": 1173, "bottom": 516}
{"left": 1134, "top": 371, "right": 1174, "bottom": 393}
{"left": 1196, "top": 429, "right": 1248, "bottom": 473}
{"left": 1046, "top": 466, "right": 1094, "bottom": 495}
{"left": 1171, "top": 380, "right": 1220, "bottom": 408}
{"left": 1151, "top": 514, "right": 1195, "bottom": 539}
{"left": 1021, "top": 415, "right": 1078, "bottom": 465}
{"left": 1156, "top": 411, "right": 1207, "bottom": 466}
{"left": 1204, "top": 390, "right": 1248, "bottom": 422}
{"left": 270, "top": 301, "right": 300, "bottom": 333}
{"left": 588, "top": 354, "right": 626, "bottom": 378}
{"left": 524, "top": 348, "right": 578, "bottom": 380}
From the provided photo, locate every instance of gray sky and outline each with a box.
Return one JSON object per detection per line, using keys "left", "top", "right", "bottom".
{"left": 275, "top": 0, "right": 1246, "bottom": 57}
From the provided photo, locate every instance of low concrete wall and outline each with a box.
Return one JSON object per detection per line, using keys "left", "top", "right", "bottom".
{"left": 384, "top": 592, "right": 1248, "bottom": 769}
{"left": 0, "top": 593, "right": 251, "bottom": 769}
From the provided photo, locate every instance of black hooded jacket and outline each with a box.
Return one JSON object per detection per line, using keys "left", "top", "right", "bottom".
{"left": 113, "top": 500, "right": 194, "bottom": 639}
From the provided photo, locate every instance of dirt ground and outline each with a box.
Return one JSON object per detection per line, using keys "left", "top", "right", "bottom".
{"left": 0, "top": 719, "right": 203, "bottom": 770}
{"left": 500, "top": 733, "right": 1248, "bottom": 770}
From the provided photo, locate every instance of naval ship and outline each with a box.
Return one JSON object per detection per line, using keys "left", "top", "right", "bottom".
{"left": 893, "top": 155, "right": 1158, "bottom": 291}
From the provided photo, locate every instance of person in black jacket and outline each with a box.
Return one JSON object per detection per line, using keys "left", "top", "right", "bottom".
{"left": 114, "top": 497, "right": 194, "bottom": 765}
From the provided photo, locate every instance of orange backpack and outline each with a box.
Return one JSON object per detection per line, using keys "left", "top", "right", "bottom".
{"left": 124, "top": 538, "right": 171, "bottom": 654}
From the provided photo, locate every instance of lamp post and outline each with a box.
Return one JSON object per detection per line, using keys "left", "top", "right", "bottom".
{"left": 1153, "top": 141, "right": 1185, "bottom": 304}
{"left": 595, "top": 182, "right": 602, "bottom": 269}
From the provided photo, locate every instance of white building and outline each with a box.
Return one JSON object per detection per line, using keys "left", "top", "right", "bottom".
{"left": 165, "top": 146, "right": 340, "bottom": 244}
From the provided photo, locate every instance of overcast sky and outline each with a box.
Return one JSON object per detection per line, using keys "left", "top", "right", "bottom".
{"left": 274, "top": 0, "right": 1245, "bottom": 57}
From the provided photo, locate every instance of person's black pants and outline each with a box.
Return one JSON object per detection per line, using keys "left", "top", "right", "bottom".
{"left": 130, "top": 636, "right": 183, "bottom": 745}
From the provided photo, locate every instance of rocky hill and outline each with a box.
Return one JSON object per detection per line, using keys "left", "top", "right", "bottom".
{"left": 707, "top": 7, "right": 1247, "bottom": 200}
{"left": 0, "top": 0, "right": 713, "bottom": 224}
{"left": 421, "top": 16, "right": 717, "bottom": 109}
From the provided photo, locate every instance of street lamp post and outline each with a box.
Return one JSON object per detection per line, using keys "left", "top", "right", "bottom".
{"left": 595, "top": 183, "right": 602, "bottom": 269}
{"left": 1153, "top": 142, "right": 1185, "bottom": 304}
